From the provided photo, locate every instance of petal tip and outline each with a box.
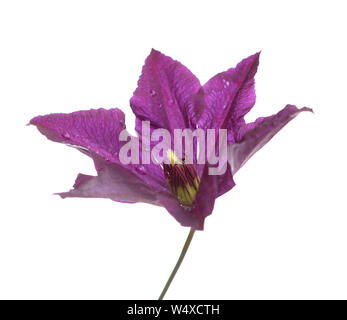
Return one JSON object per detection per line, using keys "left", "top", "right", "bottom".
{"left": 149, "top": 48, "right": 163, "bottom": 59}
{"left": 286, "top": 104, "right": 314, "bottom": 114}
{"left": 150, "top": 48, "right": 160, "bottom": 54}
{"left": 246, "top": 51, "right": 261, "bottom": 62}
{"left": 54, "top": 192, "right": 65, "bottom": 199}
{"left": 251, "top": 51, "right": 261, "bottom": 63}
{"left": 28, "top": 116, "right": 39, "bottom": 126}
{"left": 303, "top": 106, "right": 314, "bottom": 114}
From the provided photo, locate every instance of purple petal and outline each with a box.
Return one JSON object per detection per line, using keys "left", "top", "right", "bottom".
{"left": 30, "top": 108, "right": 170, "bottom": 194}
{"left": 59, "top": 155, "right": 219, "bottom": 230}
{"left": 57, "top": 161, "right": 160, "bottom": 205}
{"left": 199, "top": 52, "right": 260, "bottom": 143}
{"left": 229, "top": 105, "right": 313, "bottom": 175}
{"left": 30, "top": 108, "right": 127, "bottom": 164}
{"left": 215, "top": 168, "right": 236, "bottom": 198}
{"left": 130, "top": 49, "right": 203, "bottom": 133}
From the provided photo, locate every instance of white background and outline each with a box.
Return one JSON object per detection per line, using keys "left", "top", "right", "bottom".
{"left": 0, "top": 0, "right": 346, "bottom": 299}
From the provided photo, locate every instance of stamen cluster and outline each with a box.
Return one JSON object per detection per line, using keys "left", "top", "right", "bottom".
{"left": 163, "top": 151, "right": 200, "bottom": 206}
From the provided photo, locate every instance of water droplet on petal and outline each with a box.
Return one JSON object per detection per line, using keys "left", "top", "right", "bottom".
{"left": 222, "top": 104, "right": 227, "bottom": 109}
{"left": 62, "top": 132, "right": 70, "bottom": 139}
{"left": 180, "top": 204, "right": 193, "bottom": 211}
{"left": 222, "top": 79, "right": 230, "bottom": 88}
{"left": 136, "top": 165, "right": 146, "bottom": 175}
{"left": 119, "top": 119, "right": 125, "bottom": 129}
{"left": 150, "top": 89, "right": 156, "bottom": 96}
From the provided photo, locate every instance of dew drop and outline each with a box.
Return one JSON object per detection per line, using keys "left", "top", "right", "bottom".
{"left": 180, "top": 204, "right": 193, "bottom": 211}
{"left": 62, "top": 132, "right": 70, "bottom": 139}
{"left": 119, "top": 119, "right": 125, "bottom": 129}
{"left": 150, "top": 89, "right": 156, "bottom": 96}
{"left": 222, "top": 79, "right": 230, "bottom": 88}
{"left": 136, "top": 165, "right": 146, "bottom": 175}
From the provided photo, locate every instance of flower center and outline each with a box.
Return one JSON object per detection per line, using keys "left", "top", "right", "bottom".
{"left": 163, "top": 150, "right": 200, "bottom": 206}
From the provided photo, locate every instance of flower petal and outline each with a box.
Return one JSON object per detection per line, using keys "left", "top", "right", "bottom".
{"left": 130, "top": 49, "right": 203, "bottom": 133}
{"left": 215, "top": 167, "right": 236, "bottom": 198}
{"left": 59, "top": 154, "right": 219, "bottom": 230}
{"left": 30, "top": 108, "right": 170, "bottom": 194}
{"left": 229, "top": 105, "right": 313, "bottom": 175}
{"left": 199, "top": 52, "right": 260, "bottom": 143}
{"left": 30, "top": 108, "right": 127, "bottom": 164}
{"left": 57, "top": 161, "right": 160, "bottom": 205}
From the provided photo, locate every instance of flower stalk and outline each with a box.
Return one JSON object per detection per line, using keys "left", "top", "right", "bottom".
{"left": 158, "top": 228, "right": 195, "bottom": 300}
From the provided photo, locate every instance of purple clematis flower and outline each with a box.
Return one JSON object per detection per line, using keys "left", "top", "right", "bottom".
{"left": 30, "top": 49, "right": 312, "bottom": 231}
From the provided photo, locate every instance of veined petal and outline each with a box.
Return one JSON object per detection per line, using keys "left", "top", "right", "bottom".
{"left": 229, "top": 105, "right": 313, "bottom": 175}
{"left": 199, "top": 52, "right": 260, "bottom": 143}
{"left": 130, "top": 49, "right": 203, "bottom": 133}
{"left": 30, "top": 108, "right": 170, "bottom": 194}
{"left": 30, "top": 108, "right": 127, "bottom": 164}
{"left": 58, "top": 161, "right": 160, "bottom": 205}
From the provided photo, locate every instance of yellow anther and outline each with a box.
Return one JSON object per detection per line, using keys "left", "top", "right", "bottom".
{"left": 167, "top": 149, "right": 182, "bottom": 165}
{"left": 163, "top": 149, "right": 200, "bottom": 207}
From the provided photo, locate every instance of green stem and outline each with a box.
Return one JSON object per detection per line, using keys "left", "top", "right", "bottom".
{"left": 158, "top": 228, "right": 195, "bottom": 300}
